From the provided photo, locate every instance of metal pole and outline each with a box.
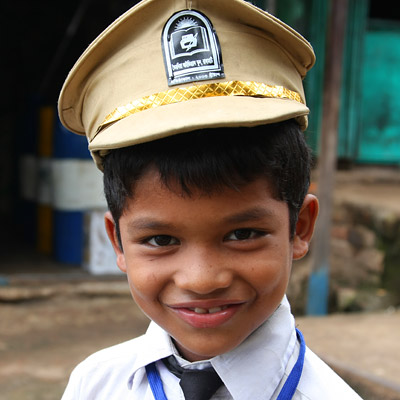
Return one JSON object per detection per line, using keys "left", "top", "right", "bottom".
{"left": 306, "top": 0, "right": 349, "bottom": 315}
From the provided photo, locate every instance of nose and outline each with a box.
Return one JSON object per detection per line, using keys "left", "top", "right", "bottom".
{"left": 173, "top": 247, "right": 233, "bottom": 295}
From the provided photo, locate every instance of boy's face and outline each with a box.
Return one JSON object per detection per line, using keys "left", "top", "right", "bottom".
{"left": 106, "top": 168, "right": 317, "bottom": 362}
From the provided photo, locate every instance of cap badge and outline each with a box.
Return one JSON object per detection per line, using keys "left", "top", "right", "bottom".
{"left": 162, "top": 10, "right": 224, "bottom": 86}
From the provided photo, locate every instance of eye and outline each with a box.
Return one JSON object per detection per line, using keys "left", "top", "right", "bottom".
{"left": 225, "top": 229, "right": 265, "bottom": 241}
{"left": 146, "top": 235, "right": 179, "bottom": 247}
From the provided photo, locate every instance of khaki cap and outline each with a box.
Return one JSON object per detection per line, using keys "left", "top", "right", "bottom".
{"left": 58, "top": 0, "right": 315, "bottom": 169}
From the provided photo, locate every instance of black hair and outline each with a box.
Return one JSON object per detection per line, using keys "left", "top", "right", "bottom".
{"left": 103, "top": 119, "right": 312, "bottom": 247}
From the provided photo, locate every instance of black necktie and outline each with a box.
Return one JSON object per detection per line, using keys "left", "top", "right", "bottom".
{"left": 163, "top": 356, "right": 223, "bottom": 400}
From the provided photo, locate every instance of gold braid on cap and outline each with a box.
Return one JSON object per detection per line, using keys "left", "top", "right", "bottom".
{"left": 96, "top": 80, "right": 304, "bottom": 133}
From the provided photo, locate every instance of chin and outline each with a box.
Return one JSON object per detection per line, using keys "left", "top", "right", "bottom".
{"left": 173, "top": 334, "right": 244, "bottom": 362}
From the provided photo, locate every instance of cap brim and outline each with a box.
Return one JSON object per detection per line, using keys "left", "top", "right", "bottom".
{"left": 90, "top": 95, "right": 309, "bottom": 163}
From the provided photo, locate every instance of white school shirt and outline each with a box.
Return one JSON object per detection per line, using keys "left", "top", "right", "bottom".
{"left": 61, "top": 297, "right": 362, "bottom": 400}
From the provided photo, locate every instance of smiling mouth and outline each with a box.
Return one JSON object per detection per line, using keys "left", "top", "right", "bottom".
{"left": 171, "top": 303, "right": 243, "bottom": 328}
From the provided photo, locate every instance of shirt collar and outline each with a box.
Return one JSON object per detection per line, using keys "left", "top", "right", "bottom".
{"left": 127, "top": 296, "right": 296, "bottom": 399}
{"left": 127, "top": 322, "right": 175, "bottom": 390}
{"left": 211, "top": 296, "right": 296, "bottom": 399}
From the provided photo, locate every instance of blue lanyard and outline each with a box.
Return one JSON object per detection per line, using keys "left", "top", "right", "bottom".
{"left": 145, "top": 328, "right": 306, "bottom": 400}
{"left": 276, "top": 329, "right": 305, "bottom": 400}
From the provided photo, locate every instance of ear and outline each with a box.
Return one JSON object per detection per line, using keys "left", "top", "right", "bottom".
{"left": 104, "top": 211, "right": 127, "bottom": 273}
{"left": 292, "top": 194, "right": 319, "bottom": 260}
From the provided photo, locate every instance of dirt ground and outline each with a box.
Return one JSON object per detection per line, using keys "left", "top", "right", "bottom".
{"left": 0, "top": 281, "right": 399, "bottom": 400}
{"left": 0, "top": 287, "right": 149, "bottom": 400}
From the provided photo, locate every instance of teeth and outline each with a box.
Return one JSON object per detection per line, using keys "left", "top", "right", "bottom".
{"left": 190, "top": 306, "right": 228, "bottom": 314}
{"left": 208, "top": 307, "right": 223, "bottom": 314}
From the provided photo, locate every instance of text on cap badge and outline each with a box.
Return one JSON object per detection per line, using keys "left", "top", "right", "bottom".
{"left": 162, "top": 9, "right": 225, "bottom": 86}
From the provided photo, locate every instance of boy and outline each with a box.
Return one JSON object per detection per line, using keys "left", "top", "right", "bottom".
{"left": 58, "top": 0, "right": 362, "bottom": 398}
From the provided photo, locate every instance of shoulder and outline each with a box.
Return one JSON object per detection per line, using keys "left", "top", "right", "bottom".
{"left": 296, "top": 347, "right": 363, "bottom": 400}
{"left": 61, "top": 335, "right": 147, "bottom": 399}
{"left": 78, "top": 334, "right": 146, "bottom": 371}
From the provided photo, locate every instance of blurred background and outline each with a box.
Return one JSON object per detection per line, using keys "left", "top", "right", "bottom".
{"left": 0, "top": 0, "right": 399, "bottom": 399}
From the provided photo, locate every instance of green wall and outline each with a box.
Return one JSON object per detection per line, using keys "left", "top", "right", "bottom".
{"left": 358, "top": 22, "right": 400, "bottom": 163}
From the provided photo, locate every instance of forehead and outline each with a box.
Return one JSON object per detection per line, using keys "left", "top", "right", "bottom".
{"left": 137, "top": 164, "right": 275, "bottom": 194}
{"left": 128, "top": 154, "right": 280, "bottom": 197}
{"left": 123, "top": 167, "right": 285, "bottom": 219}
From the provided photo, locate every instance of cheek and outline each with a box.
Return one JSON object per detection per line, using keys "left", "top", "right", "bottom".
{"left": 125, "top": 262, "right": 166, "bottom": 303}
{"left": 126, "top": 271, "right": 167, "bottom": 323}
{"left": 249, "top": 248, "right": 292, "bottom": 294}
{"left": 256, "top": 265, "right": 288, "bottom": 294}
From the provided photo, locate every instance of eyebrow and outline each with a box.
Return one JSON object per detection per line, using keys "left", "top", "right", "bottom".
{"left": 126, "top": 218, "right": 177, "bottom": 234}
{"left": 126, "top": 207, "right": 276, "bottom": 234}
{"left": 222, "top": 207, "right": 277, "bottom": 225}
